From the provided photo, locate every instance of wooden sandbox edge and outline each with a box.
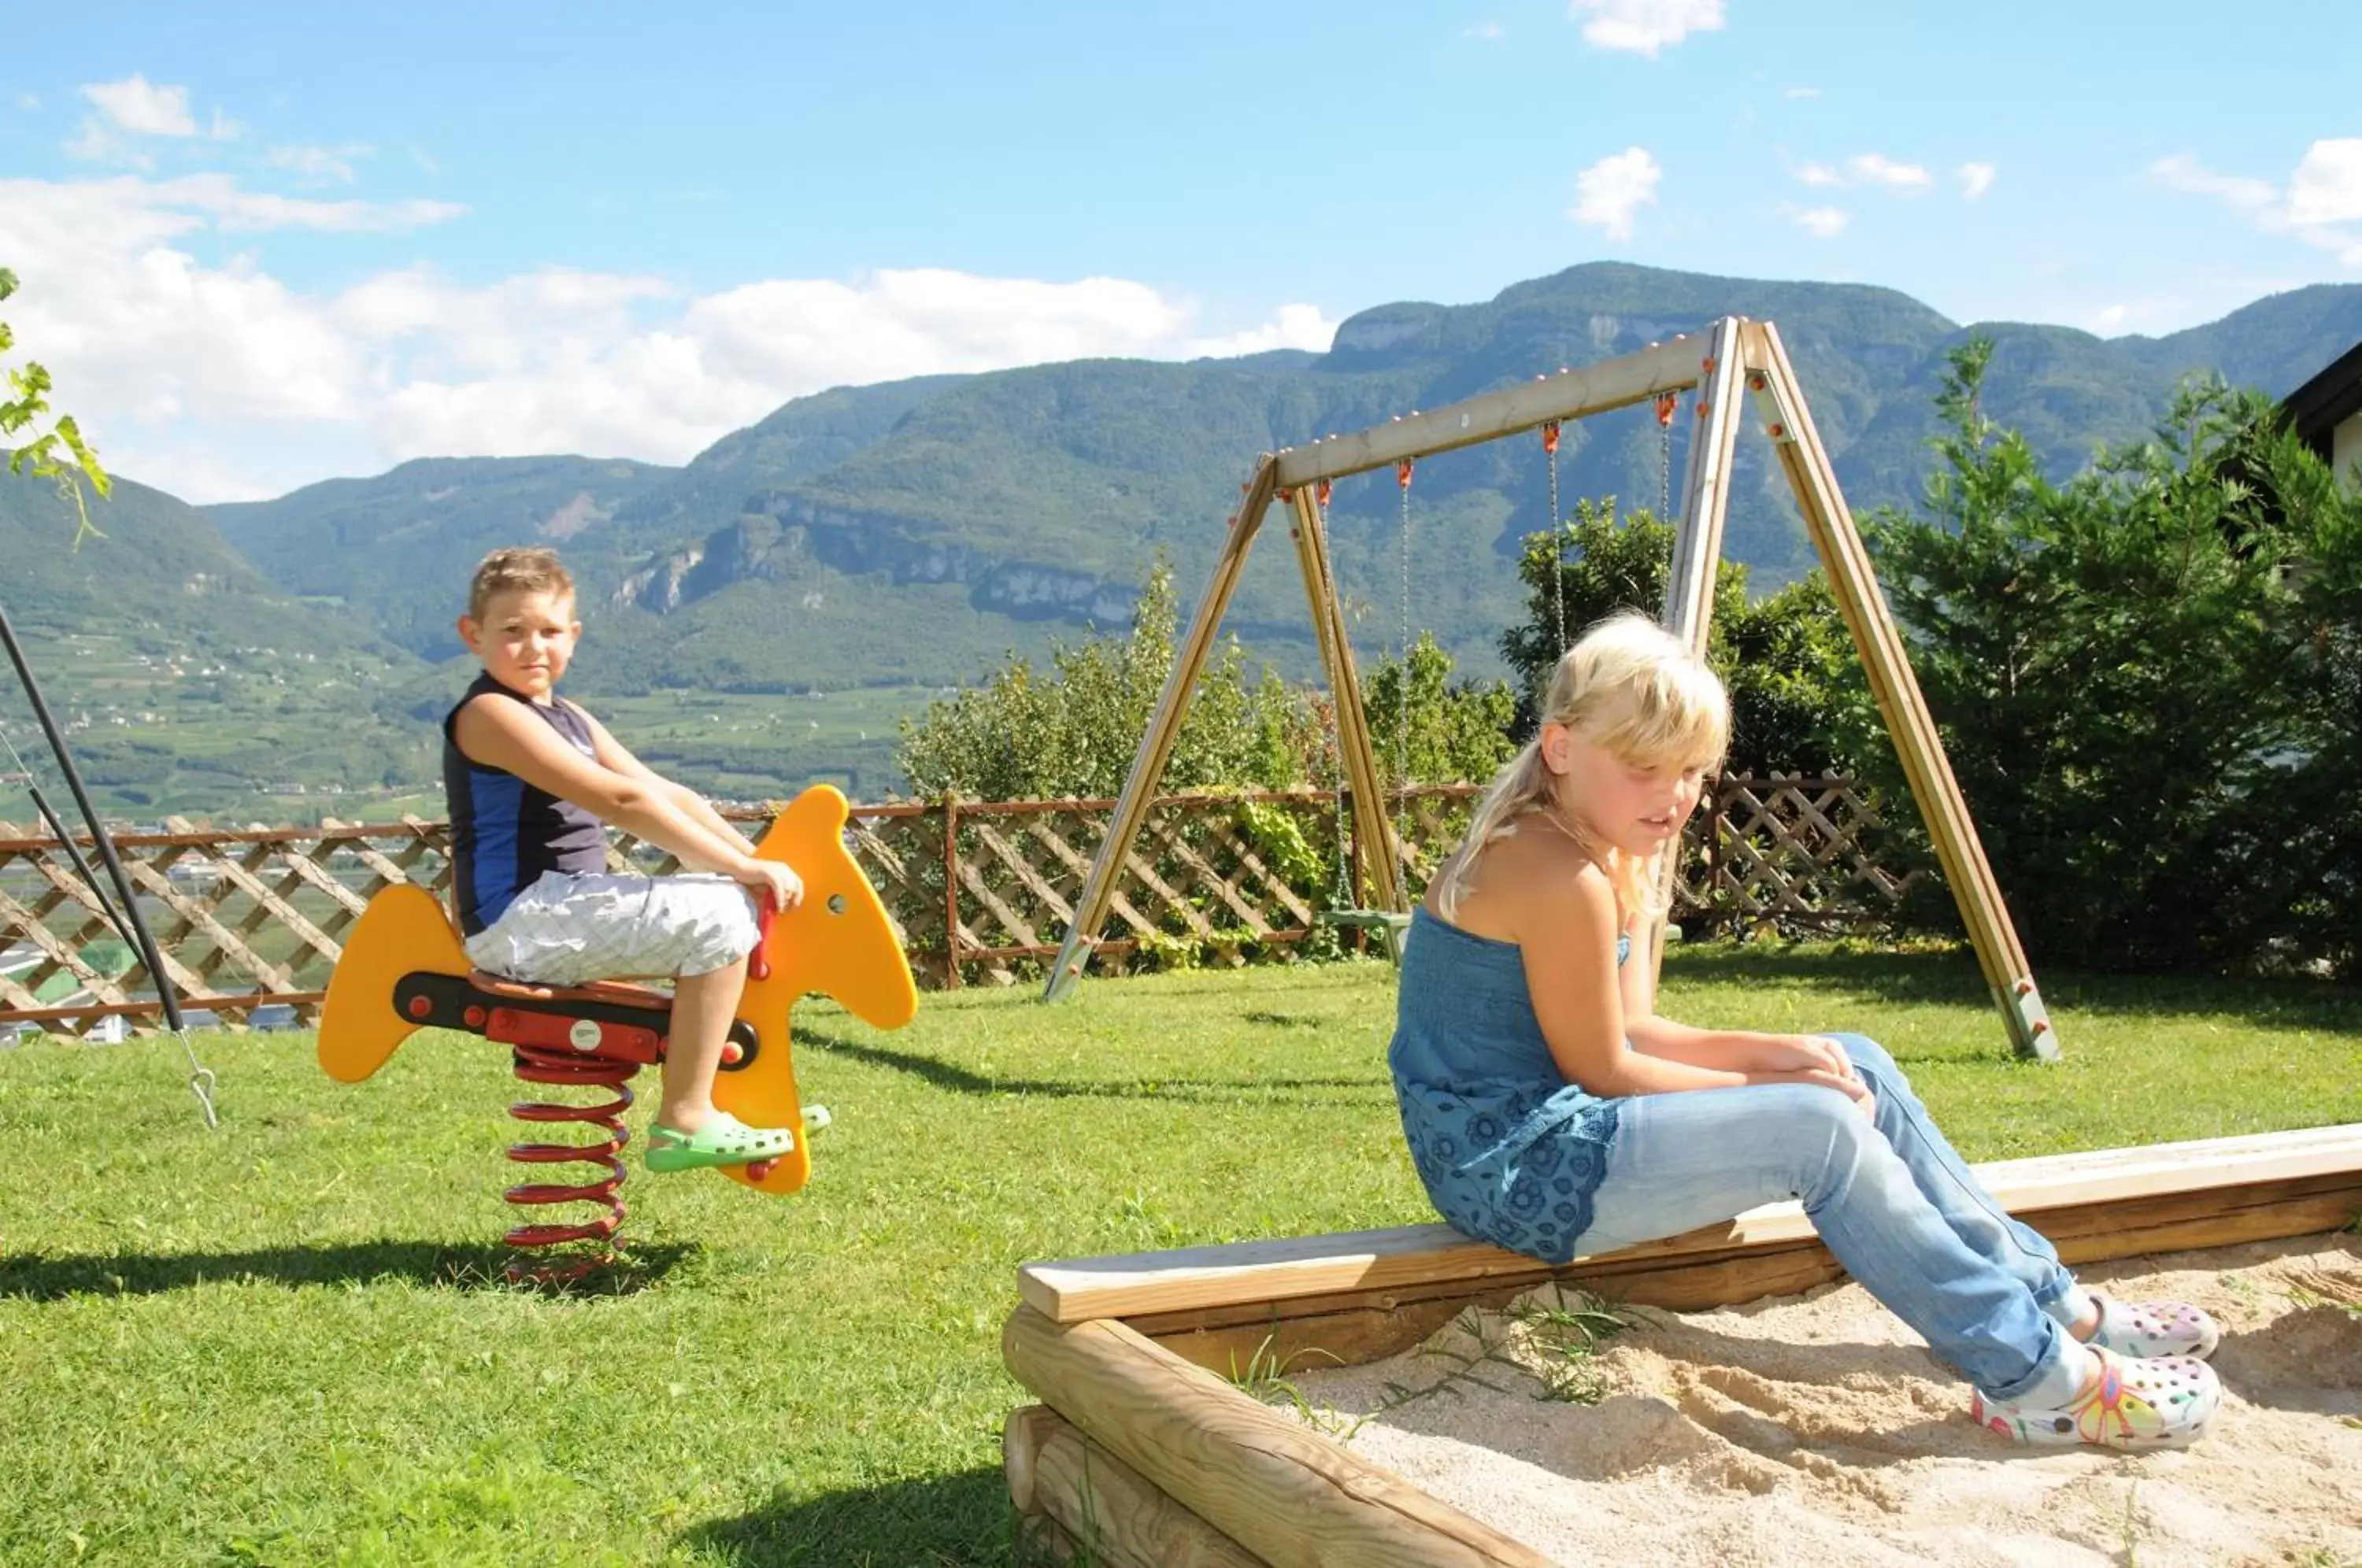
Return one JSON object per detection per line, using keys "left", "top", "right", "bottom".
{"left": 1003, "top": 1306, "right": 1551, "bottom": 1568}
{"left": 1001, "top": 1131, "right": 2362, "bottom": 1565}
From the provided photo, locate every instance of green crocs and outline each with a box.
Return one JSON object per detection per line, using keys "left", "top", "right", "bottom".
{"left": 643, "top": 1111, "right": 798, "bottom": 1174}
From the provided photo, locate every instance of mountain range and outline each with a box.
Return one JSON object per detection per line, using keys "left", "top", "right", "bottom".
{"left": 7, "top": 260, "right": 2362, "bottom": 813}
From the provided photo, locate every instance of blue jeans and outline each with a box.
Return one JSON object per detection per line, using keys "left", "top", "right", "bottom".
{"left": 1576, "top": 1034, "right": 2076, "bottom": 1400}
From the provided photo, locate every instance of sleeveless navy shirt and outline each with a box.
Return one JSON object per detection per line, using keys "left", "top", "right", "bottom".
{"left": 442, "top": 672, "right": 609, "bottom": 935}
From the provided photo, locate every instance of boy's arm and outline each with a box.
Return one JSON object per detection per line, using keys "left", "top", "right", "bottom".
{"left": 452, "top": 696, "right": 754, "bottom": 875}
{"left": 573, "top": 707, "right": 757, "bottom": 854}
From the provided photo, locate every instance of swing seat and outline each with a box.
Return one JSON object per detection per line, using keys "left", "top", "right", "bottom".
{"left": 1314, "top": 906, "right": 1413, "bottom": 962}
{"left": 318, "top": 784, "right": 921, "bottom": 1197}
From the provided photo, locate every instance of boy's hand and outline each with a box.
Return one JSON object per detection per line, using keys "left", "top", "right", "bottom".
{"left": 734, "top": 858, "right": 804, "bottom": 913}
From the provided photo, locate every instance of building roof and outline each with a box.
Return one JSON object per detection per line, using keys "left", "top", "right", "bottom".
{"left": 2280, "top": 338, "right": 2362, "bottom": 461}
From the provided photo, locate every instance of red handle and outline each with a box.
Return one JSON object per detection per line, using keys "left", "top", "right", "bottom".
{"left": 749, "top": 899, "right": 776, "bottom": 982}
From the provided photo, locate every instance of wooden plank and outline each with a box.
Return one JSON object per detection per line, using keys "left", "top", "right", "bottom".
{"left": 1650, "top": 317, "right": 1749, "bottom": 989}
{"left": 1021, "top": 1124, "right": 2362, "bottom": 1323}
{"left": 1004, "top": 1404, "right": 1264, "bottom": 1568}
{"left": 1135, "top": 1170, "right": 2362, "bottom": 1374}
{"left": 1002, "top": 1307, "right": 1550, "bottom": 1568}
{"left": 122, "top": 859, "right": 297, "bottom": 993}
{"left": 1145, "top": 819, "right": 1272, "bottom": 937}
{"left": 1024, "top": 818, "right": 1158, "bottom": 941}
{"left": 1746, "top": 320, "right": 2057, "bottom": 1059}
{"left": 1287, "top": 486, "right": 1402, "bottom": 915}
{"left": 1272, "top": 337, "right": 1705, "bottom": 489}
{"left": 1045, "top": 456, "right": 1281, "bottom": 997}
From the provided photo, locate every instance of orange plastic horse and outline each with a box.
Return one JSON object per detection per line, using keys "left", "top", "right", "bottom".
{"left": 317, "top": 784, "right": 916, "bottom": 1196}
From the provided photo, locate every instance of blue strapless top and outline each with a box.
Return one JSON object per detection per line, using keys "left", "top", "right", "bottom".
{"left": 1387, "top": 905, "right": 1625, "bottom": 1264}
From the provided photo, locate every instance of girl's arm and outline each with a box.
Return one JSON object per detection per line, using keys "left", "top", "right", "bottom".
{"left": 1520, "top": 869, "right": 1760, "bottom": 1098}
{"left": 1616, "top": 912, "right": 1865, "bottom": 1088}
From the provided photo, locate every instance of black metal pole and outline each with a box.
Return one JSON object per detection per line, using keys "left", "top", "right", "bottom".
{"left": 0, "top": 597, "right": 209, "bottom": 1113}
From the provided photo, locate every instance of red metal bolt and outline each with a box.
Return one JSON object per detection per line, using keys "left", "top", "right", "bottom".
{"left": 464, "top": 1004, "right": 487, "bottom": 1029}
{"left": 720, "top": 1041, "right": 743, "bottom": 1065}
{"left": 406, "top": 995, "right": 431, "bottom": 1019}
{"left": 2032, "top": 1019, "right": 2051, "bottom": 1035}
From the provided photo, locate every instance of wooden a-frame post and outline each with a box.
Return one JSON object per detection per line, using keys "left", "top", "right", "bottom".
{"left": 1038, "top": 317, "right": 2060, "bottom": 1061}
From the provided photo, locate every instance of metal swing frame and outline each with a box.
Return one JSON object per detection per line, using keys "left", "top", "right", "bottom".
{"left": 1039, "top": 316, "right": 2060, "bottom": 1061}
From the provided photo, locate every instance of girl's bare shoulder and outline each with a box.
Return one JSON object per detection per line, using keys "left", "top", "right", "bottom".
{"left": 1435, "top": 815, "right": 1615, "bottom": 939}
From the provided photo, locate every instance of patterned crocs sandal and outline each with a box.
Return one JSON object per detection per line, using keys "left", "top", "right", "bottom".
{"left": 1971, "top": 1344, "right": 2221, "bottom": 1449}
{"left": 2083, "top": 1294, "right": 2222, "bottom": 1360}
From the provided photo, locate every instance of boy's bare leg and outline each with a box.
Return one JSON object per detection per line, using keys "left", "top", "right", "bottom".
{"left": 654, "top": 956, "right": 748, "bottom": 1134}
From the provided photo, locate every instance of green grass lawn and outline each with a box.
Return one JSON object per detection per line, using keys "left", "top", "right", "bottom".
{"left": 2, "top": 945, "right": 2359, "bottom": 1566}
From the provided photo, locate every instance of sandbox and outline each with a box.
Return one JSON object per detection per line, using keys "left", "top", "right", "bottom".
{"left": 1000, "top": 1124, "right": 2362, "bottom": 1566}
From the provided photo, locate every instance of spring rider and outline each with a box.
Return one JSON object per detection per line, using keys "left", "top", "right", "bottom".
{"left": 317, "top": 785, "right": 916, "bottom": 1281}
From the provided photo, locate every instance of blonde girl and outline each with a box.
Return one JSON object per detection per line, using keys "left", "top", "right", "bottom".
{"left": 1389, "top": 612, "right": 2223, "bottom": 1448}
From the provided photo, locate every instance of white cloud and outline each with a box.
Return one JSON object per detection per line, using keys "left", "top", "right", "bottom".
{"left": 1463, "top": 21, "right": 1506, "bottom": 39}
{"left": 1186, "top": 302, "right": 1338, "bottom": 358}
{"left": 1783, "top": 86, "right": 1819, "bottom": 99}
{"left": 2150, "top": 153, "right": 2277, "bottom": 214}
{"left": 1957, "top": 161, "right": 1997, "bottom": 201}
{"left": 1794, "top": 161, "right": 1842, "bottom": 187}
{"left": 82, "top": 75, "right": 197, "bottom": 136}
{"left": 1846, "top": 153, "right": 1932, "bottom": 192}
{"left": 2287, "top": 139, "right": 2362, "bottom": 226}
{"left": 2089, "top": 304, "right": 2131, "bottom": 333}
{"left": 1569, "top": 0, "right": 1724, "bottom": 56}
{"left": 1784, "top": 203, "right": 1849, "bottom": 238}
{"left": 1569, "top": 147, "right": 1660, "bottom": 240}
{"left": 0, "top": 173, "right": 1342, "bottom": 502}
{"left": 266, "top": 142, "right": 375, "bottom": 185}
{"left": 16, "top": 92, "right": 39, "bottom": 112}
{"left": 2153, "top": 142, "right": 2362, "bottom": 266}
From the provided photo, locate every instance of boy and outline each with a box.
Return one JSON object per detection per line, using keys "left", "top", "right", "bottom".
{"left": 446, "top": 546, "right": 802, "bottom": 1172}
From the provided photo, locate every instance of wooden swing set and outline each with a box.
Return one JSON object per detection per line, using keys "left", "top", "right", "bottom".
{"left": 1041, "top": 315, "right": 2061, "bottom": 1062}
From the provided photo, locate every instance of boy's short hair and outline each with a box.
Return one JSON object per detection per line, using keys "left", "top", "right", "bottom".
{"left": 468, "top": 548, "right": 576, "bottom": 623}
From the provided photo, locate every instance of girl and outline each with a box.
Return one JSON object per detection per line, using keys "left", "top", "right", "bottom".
{"left": 1390, "top": 612, "right": 2223, "bottom": 1448}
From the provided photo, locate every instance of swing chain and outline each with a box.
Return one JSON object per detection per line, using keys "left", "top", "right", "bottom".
{"left": 1394, "top": 459, "right": 1414, "bottom": 881}
{"left": 1656, "top": 392, "right": 1679, "bottom": 523}
{"left": 1543, "top": 422, "right": 1566, "bottom": 653}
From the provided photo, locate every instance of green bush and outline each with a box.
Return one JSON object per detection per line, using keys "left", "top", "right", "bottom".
{"left": 1860, "top": 338, "right": 2360, "bottom": 976}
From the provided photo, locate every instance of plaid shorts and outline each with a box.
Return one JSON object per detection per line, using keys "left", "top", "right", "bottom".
{"left": 463, "top": 871, "right": 761, "bottom": 986}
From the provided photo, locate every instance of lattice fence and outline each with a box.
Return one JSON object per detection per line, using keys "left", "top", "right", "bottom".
{"left": 0, "top": 774, "right": 1917, "bottom": 1034}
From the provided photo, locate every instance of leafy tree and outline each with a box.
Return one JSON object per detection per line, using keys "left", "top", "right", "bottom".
{"left": 1500, "top": 497, "right": 1861, "bottom": 775}
{"left": 0, "top": 267, "right": 109, "bottom": 544}
{"left": 1359, "top": 634, "right": 1517, "bottom": 789}
{"left": 1860, "top": 338, "right": 2327, "bottom": 972}
{"left": 897, "top": 557, "right": 1520, "bottom": 801}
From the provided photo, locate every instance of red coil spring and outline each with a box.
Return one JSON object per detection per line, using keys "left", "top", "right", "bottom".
{"left": 503, "top": 1043, "right": 639, "bottom": 1284}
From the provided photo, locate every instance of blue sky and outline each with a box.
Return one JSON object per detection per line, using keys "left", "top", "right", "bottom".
{"left": 6, "top": 1, "right": 2360, "bottom": 502}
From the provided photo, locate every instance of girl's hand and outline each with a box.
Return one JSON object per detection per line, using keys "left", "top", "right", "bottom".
{"left": 1744, "top": 1035, "right": 1875, "bottom": 1118}
{"left": 1746, "top": 1033, "right": 1857, "bottom": 1082}
{"left": 1749, "top": 1062, "right": 1877, "bottom": 1117}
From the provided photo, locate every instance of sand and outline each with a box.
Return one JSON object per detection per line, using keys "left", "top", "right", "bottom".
{"left": 1290, "top": 1236, "right": 2362, "bottom": 1566}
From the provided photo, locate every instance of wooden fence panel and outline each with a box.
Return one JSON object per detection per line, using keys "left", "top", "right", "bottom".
{"left": 0, "top": 775, "right": 1914, "bottom": 1032}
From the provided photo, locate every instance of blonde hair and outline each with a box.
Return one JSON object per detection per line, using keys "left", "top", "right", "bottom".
{"left": 467, "top": 547, "right": 576, "bottom": 623}
{"left": 1438, "top": 611, "right": 1729, "bottom": 925}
